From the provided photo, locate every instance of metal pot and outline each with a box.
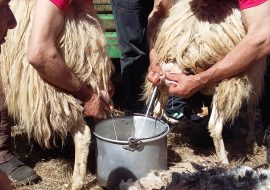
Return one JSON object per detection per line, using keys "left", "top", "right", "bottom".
{"left": 94, "top": 115, "right": 170, "bottom": 189}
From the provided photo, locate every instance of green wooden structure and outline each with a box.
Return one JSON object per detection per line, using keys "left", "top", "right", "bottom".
{"left": 94, "top": 0, "right": 121, "bottom": 58}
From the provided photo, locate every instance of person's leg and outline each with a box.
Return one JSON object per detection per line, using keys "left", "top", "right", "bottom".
{"left": 260, "top": 56, "right": 270, "bottom": 129}
{"left": 111, "top": 0, "right": 154, "bottom": 113}
{"left": 260, "top": 56, "right": 270, "bottom": 163}
{"left": 0, "top": 86, "right": 13, "bottom": 163}
{"left": 0, "top": 86, "right": 39, "bottom": 183}
{"left": 0, "top": 170, "right": 12, "bottom": 190}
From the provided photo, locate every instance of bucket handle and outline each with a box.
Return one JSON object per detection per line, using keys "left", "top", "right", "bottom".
{"left": 123, "top": 137, "right": 143, "bottom": 152}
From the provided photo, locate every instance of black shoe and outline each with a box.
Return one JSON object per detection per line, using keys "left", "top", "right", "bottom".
{"left": 0, "top": 156, "right": 40, "bottom": 183}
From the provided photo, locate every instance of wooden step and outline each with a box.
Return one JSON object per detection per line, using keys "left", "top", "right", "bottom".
{"left": 98, "top": 14, "right": 116, "bottom": 31}
{"left": 93, "top": 0, "right": 110, "bottom": 5}
{"left": 94, "top": 4, "right": 112, "bottom": 12}
{"left": 94, "top": 4, "right": 120, "bottom": 58}
{"left": 106, "top": 32, "right": 121, "bottom": 58}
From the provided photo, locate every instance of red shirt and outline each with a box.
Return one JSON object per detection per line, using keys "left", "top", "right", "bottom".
{"left": 51, "top": 0, "right": 267, "bottom": 11}
{"left": 239, "top": 0, "right": 267, "bottom": 10}
{"left": 50, "top": 0, "right": 70, "bottom": 11}
{"left": 50, "top": 0, "right": 92, "bottom": 11}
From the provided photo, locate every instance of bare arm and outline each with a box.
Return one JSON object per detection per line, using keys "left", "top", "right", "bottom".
{"left": 28, "top": 0, "right": 110, "bottom": 119}
{"left": 147, "top": 0, "right": 174, "bottom": 85}
{"left": 198, "top": 1, "right": 270, "bottom": 87}
{"left": 147, "top": 0, "right": 174, "bottom": 44}
{"left": 166, "top": 1, "right": 270, "bottom": 98}
{"left": 27, "top": 0, "right": 92, "bottom": 102}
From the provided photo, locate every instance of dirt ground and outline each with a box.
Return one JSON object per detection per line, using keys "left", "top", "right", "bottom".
{"left": 10, "top": 107, "right": 268, "bottom": 190}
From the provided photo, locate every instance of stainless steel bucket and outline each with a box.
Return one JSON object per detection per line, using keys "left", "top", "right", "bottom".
{"left": 94, "top": 115, "right": 169, "bottom": 189}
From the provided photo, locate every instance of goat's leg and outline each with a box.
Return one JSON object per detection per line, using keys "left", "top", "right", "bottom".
{"left": 153, "top": 100, "right": 162, "bottom": 118}
{"left": 71, "top": 124, "right": 91, "bottom": 190}
{"left": 246, "top": 103, "right": 258, "bottom": 154}
{"left": 208, "top": 103, "right": 229, "bottom": 164}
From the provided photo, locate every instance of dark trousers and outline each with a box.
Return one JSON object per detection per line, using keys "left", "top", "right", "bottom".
{"left": 111, "top": 0, "right": 154, "bottom": 112}
{"left": 260, "top": 57, "right": 270, "bottom": 163}
{"left": 0, "top": 85, "right": 12, "bottom": 163}
{"left": 261, "top": 57, "right": 270, "bottom": 133}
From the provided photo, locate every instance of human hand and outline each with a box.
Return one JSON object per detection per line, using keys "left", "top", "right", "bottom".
{"left": 147, "top": 49, "right": 163, "bottom": 85}
{"left": 165, "top": 72, "right": 201, "bottom": 98}
{"left": 83, "top": 92, "right": 111, "bottom": 119}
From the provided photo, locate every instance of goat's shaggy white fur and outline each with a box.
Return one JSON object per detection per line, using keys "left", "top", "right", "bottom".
{"left": 144, "top": 0, "right": 266, "bottom": 164}
{"left": 120, "top": 163, "right": 270, "bottom": 190}
{"left": 0, "top": 0, "right": 113, "bottom": 189}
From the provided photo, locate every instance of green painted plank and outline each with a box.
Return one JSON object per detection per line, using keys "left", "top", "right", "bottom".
{"left": 105, "top": 32, "right": 121, "bottom": 58}
{"left": 97, "top": 13, "right": 114, "bottom": 20}
{"left": 106, "top": 36, "right": 118, "bottom": 45}
{"left": 94, "top": 6, "right": 120, "bottom": 57}
{"left": 107, "top": 45, "right": 121, "bottom": 58}
{"left": 105, "top": 32, "right": 118, "bottom": 45}
{"left": 105, "top": 32, "right": 117, "bottom": 38}
{"left": 98, "top": 14, "right": 115, "bottom": 31}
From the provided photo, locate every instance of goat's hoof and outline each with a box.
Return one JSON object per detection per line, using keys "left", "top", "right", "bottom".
{"left": 67, "top": 182, "right": 83, "bottom": 190}
{"left": 217, "top": 157, "right": 229, "bottom": 165}
{"left": 220, "top": 161, "right": 229, "bottom": 165}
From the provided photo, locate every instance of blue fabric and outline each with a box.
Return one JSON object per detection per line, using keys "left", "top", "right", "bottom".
{"left": 111, "top": 0, "right": 154, "bottom": 113}
{"left": 166, "top": 94, "right": 212, "bottom": 122}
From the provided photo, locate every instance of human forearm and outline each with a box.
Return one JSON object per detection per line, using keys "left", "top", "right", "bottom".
{"left": 28, "top": 0, "right": 92, "bottom": 102}
{"left": 197, "top": 1, "right": 270, "bottom": 88}
{"left": 147, "top": 0, "right": 173, "bottom": 44}
{"left": 198, "top": 35, "right": 267, "bottom": 88}
{"left": 149, "top": 0, "right": 171, "bottom": 18}
{"left": 28, "top": 46, "right": 92, "bottom": 102}
{"left": 165, "top": 34, "right": 269, "bottom": 98}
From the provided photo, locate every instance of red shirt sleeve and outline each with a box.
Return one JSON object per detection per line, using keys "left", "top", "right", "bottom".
{"left": 50, "top": 0, "right": 70, "bottom": 11}
{"left": 50, "top": 0, "right": 93, "bottom": 11}
{"left": 239, "top": 0, "right": 267, "bottom": 10}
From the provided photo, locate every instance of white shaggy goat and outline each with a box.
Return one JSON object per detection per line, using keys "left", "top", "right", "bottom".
{"left": 144, "top": 0, "right": 266, "bottom": 164}
{"left": 0, "top": 0, "right": 113, "bottom": 189}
